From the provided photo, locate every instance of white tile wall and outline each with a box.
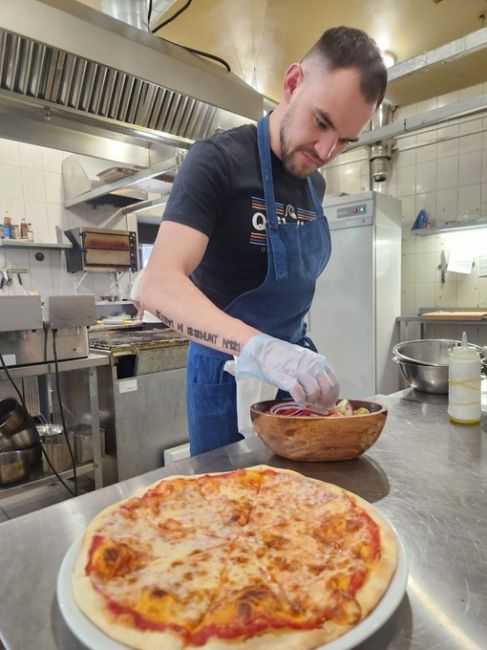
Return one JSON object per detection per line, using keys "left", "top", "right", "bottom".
{"left": 2, "top": 79, "right": 487, "bottom": 327}
{"left": 0, "top": 139, "right": 132, "bottom": 300}
{"left": 323, "top": 80, "right": 487, "bottom": 346}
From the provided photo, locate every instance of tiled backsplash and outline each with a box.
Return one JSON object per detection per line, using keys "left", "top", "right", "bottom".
{"left": 1, "top": 81, "right": 487, "bottom": 328}
{"left": 0, "top": 139, "right": 133, "bottom": 300}
{"left": 324, "top": 81, "right": 487, "bottom": 339}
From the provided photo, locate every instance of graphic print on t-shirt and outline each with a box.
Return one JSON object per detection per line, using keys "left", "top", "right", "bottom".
{"left": 249, "top": 196, "right": 318, "bottom": 247}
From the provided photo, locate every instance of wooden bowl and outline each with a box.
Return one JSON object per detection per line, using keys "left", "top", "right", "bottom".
{"left": 250, "top": 399, "right": 388, "bottom": 462}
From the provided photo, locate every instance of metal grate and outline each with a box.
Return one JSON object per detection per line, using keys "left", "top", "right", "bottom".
{"left": 21, "top": 376, "right": 40, "bottom": 416}
{"left": 0, "top": 28, "right": 217, "bottom": 141}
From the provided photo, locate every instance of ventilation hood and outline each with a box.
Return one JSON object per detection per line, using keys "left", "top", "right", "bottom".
{"left": 0, "top": 0, "right": 263, "bottom": 165}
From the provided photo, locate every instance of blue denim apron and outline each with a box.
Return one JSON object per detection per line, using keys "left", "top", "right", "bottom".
{"left": 186, "top": 115, "right": 331, "bottom": 455}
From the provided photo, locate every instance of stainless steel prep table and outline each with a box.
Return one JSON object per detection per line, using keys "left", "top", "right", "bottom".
{"left": 0, "top": 389, "right": 486, "bottom": 650}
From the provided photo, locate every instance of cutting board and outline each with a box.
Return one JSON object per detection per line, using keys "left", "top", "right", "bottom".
{"left": 421, "top": 311, "right": 487, "bottom": 321}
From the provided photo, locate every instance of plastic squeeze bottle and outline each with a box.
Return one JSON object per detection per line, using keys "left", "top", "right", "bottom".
{"left": 448, "top": 332, "right": 481, "bottom": 424}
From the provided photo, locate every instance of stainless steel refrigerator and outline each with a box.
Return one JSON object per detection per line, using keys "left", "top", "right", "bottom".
{"left": 308, "top": 191, "right": 402, "bottom": 398}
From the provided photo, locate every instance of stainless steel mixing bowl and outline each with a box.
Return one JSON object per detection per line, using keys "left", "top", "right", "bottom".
{"left": 393, "top": 339, "right": 484, "bottom": 367}
{"left": 0, "top": 450, "right": 29, "bottom": 484}
{"left": 393, "top": 357, "right": 449, "bottom": 394}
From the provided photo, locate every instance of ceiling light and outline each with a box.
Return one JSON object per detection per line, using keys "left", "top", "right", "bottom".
{"left": 381, "top": 50, "right": 396, "bottom": 68}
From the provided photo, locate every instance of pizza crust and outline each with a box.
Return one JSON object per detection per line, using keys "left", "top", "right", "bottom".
{"left": 72, "top": 464, "right": 398, "bottom": 650}
{"left": 344, "top": 491, "right": 398, "bottom": 619}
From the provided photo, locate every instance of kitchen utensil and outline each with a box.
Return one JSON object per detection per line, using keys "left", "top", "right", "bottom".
{"left": 0, "top": 450, "right": 29, "bottom": 484}
{"left": 0, "top": 436, "right": 14, "bottom": 452}
{"left": 38, "top": 424, "right": 72, "bottom": 474}
{"left": 20, "top": 444, "right": 42, "bottom": 467}
{"left": 69, "top": 425, "right": 105, "bottom": 465}
{"left": 8, "top": 426, "right": 38, "bottom": 450}
{"left": 393, "top": 339, "right": 484, "bottom": 367}
{"left": 393, "top": 356, "right": 448, "bottom": 393}
{"left": 250, "top": 398, "right": 387, "bottom": 461}
{"left": 439, "top": 250, "right": 447, "bottom": 284}
{"left": 0, "top": 398, "right": 28, "bottom": 436}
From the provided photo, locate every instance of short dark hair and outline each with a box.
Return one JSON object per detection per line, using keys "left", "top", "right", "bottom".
{"left": 302, "top": 26, "right": 388, "bottom": 105}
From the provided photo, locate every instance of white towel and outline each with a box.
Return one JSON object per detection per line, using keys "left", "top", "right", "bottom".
{"left": 224, "top": 359, "right": 276, "bottom": 438}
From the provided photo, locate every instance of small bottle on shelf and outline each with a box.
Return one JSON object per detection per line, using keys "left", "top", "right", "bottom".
{"left": 27, "top": 223, "right": 34, "bottom": 241}
{"left": 20, "top": 218, "right": 28, "bottom": 240}
{"left": 3, "top": 210, "right": 12, "bottom": 239}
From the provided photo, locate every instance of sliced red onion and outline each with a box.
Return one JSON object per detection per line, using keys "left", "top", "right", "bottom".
{"left": 268, "top": 402, "right": 324, "bottom": 417}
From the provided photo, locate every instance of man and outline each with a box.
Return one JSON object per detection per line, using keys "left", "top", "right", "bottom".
{"left": 140, "top": 26, "right": 387, "bottom": 455}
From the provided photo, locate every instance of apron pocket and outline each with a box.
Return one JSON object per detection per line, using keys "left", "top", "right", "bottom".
{"left": 186, "top": 352, "right": 241, "bottom": 455}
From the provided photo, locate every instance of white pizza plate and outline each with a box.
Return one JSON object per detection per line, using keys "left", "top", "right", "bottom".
{"left": 57, "top": 527, "right": 408, "bottom": 650}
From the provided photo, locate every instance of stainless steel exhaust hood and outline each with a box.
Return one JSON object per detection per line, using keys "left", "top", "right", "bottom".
{"left": 0, "top": 0, "right": 263, "bottom": 158}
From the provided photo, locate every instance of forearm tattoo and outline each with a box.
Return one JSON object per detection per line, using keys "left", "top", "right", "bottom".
{"left": 155, "top": 311, "right": 241, "bottom": 353}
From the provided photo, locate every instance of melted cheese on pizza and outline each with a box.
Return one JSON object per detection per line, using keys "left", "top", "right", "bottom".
{"left": 75, "top": 467, "right": 396, "bottom": 649}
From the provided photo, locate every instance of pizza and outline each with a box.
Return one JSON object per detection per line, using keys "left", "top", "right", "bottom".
{"left": 72, "top": 465, "right": 397, "bottom": 649}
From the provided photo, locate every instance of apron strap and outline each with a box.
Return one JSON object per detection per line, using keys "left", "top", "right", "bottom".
{"left": 257, "top": 116, "right": 288, "bottom": 281}
{"left": 257, "top": 115, "right": 328, "bottom": 281}
{"left": 306, "top": 177, "right": 326, "bottom": 221}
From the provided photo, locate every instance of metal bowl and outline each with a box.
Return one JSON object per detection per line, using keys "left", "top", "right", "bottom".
{"left": 0, "top": 436, "right": 14, "bottom": 452}
{"left": 250, "top": 398, "right": 388, "bottom": 461}
{"left": 393, "top": 339, "right": 484, "bottom": 367}
{"left": 0, "top": 450, "right": 29, "bottom": 484}
{"left": 20, "top": 444, "right": 42, "bottom": 467}
{"left": 393, "top": 356, "right": 448, "bottom": 393}
{"left": 8, "top": 427, "right": 39, "bottom": 450}
{"left": 0, "top": 398, "right": 28, "bottom": 437}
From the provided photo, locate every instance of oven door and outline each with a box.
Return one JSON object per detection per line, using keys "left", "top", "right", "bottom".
{"left": 82, "top": 229, "right": 134, "bottom": 269}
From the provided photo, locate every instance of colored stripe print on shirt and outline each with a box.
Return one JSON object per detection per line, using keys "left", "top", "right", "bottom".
{"left": 249, "top": 196, "right": 317, "bottom": 247}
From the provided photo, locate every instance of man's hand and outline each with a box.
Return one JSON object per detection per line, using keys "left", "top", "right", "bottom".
{"left": 235, "top": 334, "right": 339, "bottom": 411}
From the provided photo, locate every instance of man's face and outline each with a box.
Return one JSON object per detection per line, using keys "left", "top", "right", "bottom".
{"left": 279, "top": 66, "right": 377, "bottom": 179}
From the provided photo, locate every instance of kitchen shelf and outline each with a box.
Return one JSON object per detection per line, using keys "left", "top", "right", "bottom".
{"left": 64, "top": 157, "right": 177, "bottom": 208}
{"left": 0, "top": 240, "right": 72, "bottom": 249}
{"left": 0, "top": 353, "right": 109, "bottom": 381}
{"left": 412, "top": 219, "right": 487, "bottom": 236}
{"left": 0, "top": 461, "right": 94, "bottom": 501}
{"left": 0, "top": 354, "right": 108, "bottom": 493}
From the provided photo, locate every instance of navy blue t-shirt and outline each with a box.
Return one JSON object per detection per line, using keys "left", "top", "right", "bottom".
{"left": 162, "top": 123, "right": 326, "bottom": 309}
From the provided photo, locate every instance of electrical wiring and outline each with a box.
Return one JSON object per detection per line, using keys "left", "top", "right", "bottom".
{"left": 151, "top": 0, "right": 192, "bottom": 32}
{"left": 175, "top": 45, "right": 231, "bottom": 72}
{"left": 52, "top": 330, "right": 78, "bottom": 496}
{"left": 147, "top": 0, "right": 153, "bottom": 28}
{"left": 150, "top": 0, "right": 232, "bottom": 72}
{"left": 0, "top": 351, "right": 76, "bottom": 497}
{"left": 43, "top": 322, "right": 48, "bottom": 363}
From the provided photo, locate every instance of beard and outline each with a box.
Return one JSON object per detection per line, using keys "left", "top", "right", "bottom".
{"left": 279, "top": 106, "right": 321, "bottom": 179}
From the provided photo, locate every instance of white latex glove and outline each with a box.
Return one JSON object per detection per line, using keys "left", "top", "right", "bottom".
{"left": 235, "top": 334, "right": 339, "bottom": 411}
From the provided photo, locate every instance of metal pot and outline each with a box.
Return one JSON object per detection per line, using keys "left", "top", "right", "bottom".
{"left": 0, "top": 450, "right": 29, "bottom": 484}
{"left": 0, "top": 436, "right": 14, "bottom": 452}
{"left": 8, "top": 427, "right": 39, "bottom": 450}
{"left": 69, "top": 425, "right": 105, "bottom": 465}
{"left": 20, "top": 445, "right": 42, "bottom": 468}
{"left": 38, "top": 425, "right": 72, "bottom": 474}
{"left": 0, "top": 398, "right": 28, "bottom": 437}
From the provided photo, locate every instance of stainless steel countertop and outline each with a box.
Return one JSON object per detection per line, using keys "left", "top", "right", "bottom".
{"left": 0, "top": 389, "right": 486, "bottom": 650}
